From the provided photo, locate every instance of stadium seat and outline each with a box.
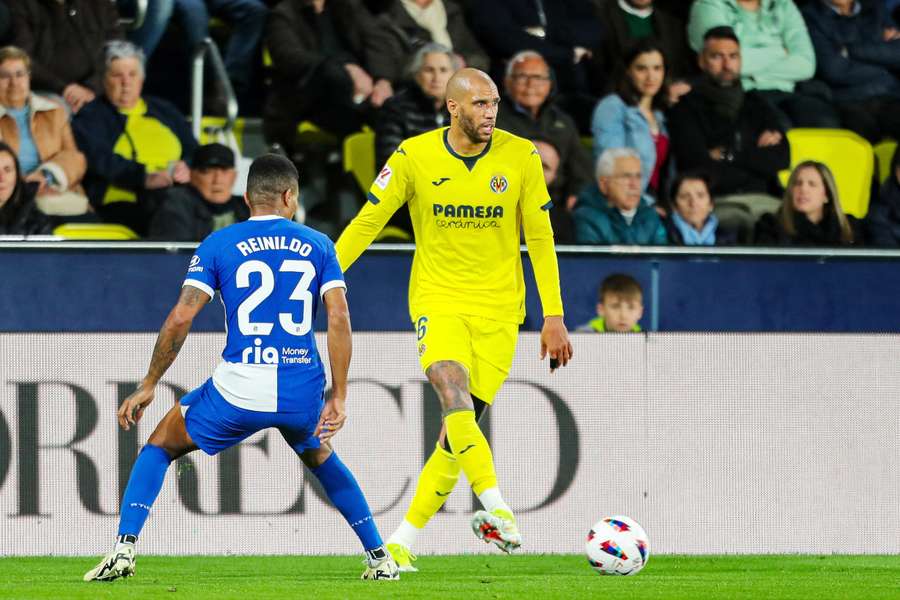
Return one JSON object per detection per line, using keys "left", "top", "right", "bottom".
{"left": 53, "top": 223, "right": 139, "bottom": 240}
{"left": 344, "top": 130, "right": 376, "bottom": 194}
{"left": 778, "top": 128, "right": 874, "bottom": 219}
{"left": 199, "top": 116, "right": 245, "bottom": 151}
{"left": 874, "top": 140, "right": 897, "bottom": 185}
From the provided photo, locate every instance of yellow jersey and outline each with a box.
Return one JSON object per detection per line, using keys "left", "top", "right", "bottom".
{"left": 335, "top": 127, "right": 564, "bottom": 324}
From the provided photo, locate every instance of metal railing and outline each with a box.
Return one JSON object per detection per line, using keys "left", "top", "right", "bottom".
{"left": 190, "top": 37, "right": 239, "bottom": 142}
{"left": 117, "top": 0, "right": 148, "bottom": 31}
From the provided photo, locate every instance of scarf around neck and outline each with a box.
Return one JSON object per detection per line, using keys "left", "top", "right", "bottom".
{"left": 401, "top": 0, "right": 452, "bottom": 49}
{"left": 694, "top": 75, "right": 745, "bottom": 121}
{"left": 672, "top": 211, "right": 718, "bottom": 245}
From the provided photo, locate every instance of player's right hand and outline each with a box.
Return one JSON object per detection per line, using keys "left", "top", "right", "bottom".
{"left": 541, "top": 315, "right": 573, "bottom": 372}
{"left": 117, "top": 386, "right": 156, "bottom": 431}
{"left": 315, "top": 395, "right": 347, "bottom": 442}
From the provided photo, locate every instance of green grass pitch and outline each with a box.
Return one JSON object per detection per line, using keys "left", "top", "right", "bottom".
{"left": 1, "top": 555, "right": 897, "bottom": 599}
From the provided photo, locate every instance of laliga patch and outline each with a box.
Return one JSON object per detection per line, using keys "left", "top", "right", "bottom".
{"left": 187, "top": 254, "right": 203, "bottom": 273}
{"left": 489, "top": 175, "right": 508, "bottom": 194}
{"left": 374, "top": 165, "right": 393, "bottom": 190}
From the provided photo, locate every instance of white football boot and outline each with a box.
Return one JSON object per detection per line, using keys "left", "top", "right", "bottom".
{"left": 361, "top": 552, "right": 400, "bottom": 580}
{"left": 83, "top": 545, "right": 136, "bottom": 581}
{"left": 471, "top": 508, "right": 522, "bottom": 553}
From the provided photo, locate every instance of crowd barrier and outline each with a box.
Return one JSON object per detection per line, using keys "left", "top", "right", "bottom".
{"left": 2, "top": 243, "right": 900, "bottom": 333}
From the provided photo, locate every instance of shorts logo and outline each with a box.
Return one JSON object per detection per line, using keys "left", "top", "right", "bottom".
{"left": 374, "top": 165, "right": 392, "bottom": 190}
{"left": 489, "top": 175, "right": 508, "bottom": 194}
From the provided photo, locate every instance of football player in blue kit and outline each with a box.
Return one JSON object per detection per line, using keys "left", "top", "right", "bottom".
{"left": 84, "top": 154, "right": 399, "bottom": 582}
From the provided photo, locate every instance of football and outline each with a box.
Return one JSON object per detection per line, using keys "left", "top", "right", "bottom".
{"left": 585, "top": 516, "right": 650, "bottom": 576}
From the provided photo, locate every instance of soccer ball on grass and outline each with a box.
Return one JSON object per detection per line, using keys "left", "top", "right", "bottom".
{"left": 585, "top": 515, "right": 650, "bottom": 576}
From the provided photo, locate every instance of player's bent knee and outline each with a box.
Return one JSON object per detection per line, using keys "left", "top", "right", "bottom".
{"left": 300, "top": 443, "right": 333, "bottom": 469}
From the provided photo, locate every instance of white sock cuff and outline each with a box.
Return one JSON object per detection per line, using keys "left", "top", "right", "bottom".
{"left": 477, "top": 487, "right": 510, "bottom": 514}
{"left": 387, "top": 519, "right": 421, "bottom": 550}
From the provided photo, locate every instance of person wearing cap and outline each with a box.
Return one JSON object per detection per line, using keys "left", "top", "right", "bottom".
{"left": 147, "top": 142, "right": 247, "bottom": 241}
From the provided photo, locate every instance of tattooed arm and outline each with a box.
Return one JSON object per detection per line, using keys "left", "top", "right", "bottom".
{"left": 117, "top": 285, "right": 211, "bottom": 430}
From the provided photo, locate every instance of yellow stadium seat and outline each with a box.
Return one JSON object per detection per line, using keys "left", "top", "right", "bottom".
{"left": 199, "top": 116, "right": 245, "bottom": 151}
{"left": 874, "top": 140, "right": 897, "bottom": 185}
{"left": 53, "top": 223, "right": 139, "bottom": 240}
{"left": 778, "top": 128, "right": 874, "bottom": 218}
{"left": 343, "top": 130, "right": 376, "bottom": 194}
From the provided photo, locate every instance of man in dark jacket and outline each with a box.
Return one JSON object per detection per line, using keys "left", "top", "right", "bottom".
{"left": 148, "top": 143, "right": 249, "bottom": 241}
{"left": 496, "top": 51, "right": 593, "bottom": 214}
{"left": 469, "top": 0, "right": 602, "bottom": 95}
{"left": 668, "top": 26, "right": 789, "bottom": 242}
{"left": 10, "top": 0, "right": 124, "bottom": 113}
{"left": 801, "top": 0, "right": 900, "bottom": 142}
{"left": 380, "top": 0, "right": 489, "bottom": 72}
{"left": 264, "top": 0, "right": 400, "bottom": 152}
{"left": 589, "top": 0, "right": 694, "bottom": 98}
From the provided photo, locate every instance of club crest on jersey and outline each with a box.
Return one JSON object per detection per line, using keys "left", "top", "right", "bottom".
{"left": 374, "top": 165, "right": 393, "bottom": 190}
{"left": 489, "top": 175, "right": 508, "bottom": 194}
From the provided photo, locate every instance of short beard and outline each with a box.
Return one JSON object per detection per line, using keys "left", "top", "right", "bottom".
{"left": 458, "top": 110, "right": 488, "bottom": 145}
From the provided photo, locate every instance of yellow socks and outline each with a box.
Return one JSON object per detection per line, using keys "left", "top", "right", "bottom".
{"left": 404, "top": 442, "right": 461, "bottom": 528}
{"left": 444, "top": 410, "right": 498, "bottom": 495}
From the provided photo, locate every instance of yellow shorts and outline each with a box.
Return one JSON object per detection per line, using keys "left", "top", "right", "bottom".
{"left": 413, "top": 313, "right": 518, "bottom": 404}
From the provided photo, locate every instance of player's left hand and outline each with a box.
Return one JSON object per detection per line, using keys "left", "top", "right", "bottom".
{"left": 315, "top": 395, "right": 347, "bottom": 442}
{"left": 117, "top": 385, "right": 156, "bottom": 430}
{"left": 541, "top": 315, "right": 573, "bottom": 372}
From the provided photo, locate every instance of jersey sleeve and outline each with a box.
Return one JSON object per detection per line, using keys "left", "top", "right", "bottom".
{"left": 319, "top": 240, "right": 347, "bottom": 299}
{"left": 520, "top": 143, "right": 564, "bottom": 317}
{"left": 335, "top": 146, "right": 414, "bottom": 272}
{"left": 182, "top": 236, "right": 219, "bottom": 299}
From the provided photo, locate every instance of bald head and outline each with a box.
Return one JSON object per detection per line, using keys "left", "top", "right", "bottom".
{"left": 446, "top": 68, "right": 497, "bottom": 103}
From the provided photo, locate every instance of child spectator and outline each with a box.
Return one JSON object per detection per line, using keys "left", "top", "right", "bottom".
{"left": 577, "top": 273, "right": 644, "bottom": 333}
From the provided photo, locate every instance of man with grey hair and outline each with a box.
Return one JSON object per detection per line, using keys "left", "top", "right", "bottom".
{"left": 573, "top": 147, "right": 667, "bottom": 244}
{"left": 497, "top": 50, "right": 593, "bottom": 222}
{"left": 11, "top": 0, "right": 124, "bottom": 113}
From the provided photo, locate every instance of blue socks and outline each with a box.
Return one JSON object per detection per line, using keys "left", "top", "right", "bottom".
{"left": 310, "top": 452, "right": 383, "bottom": 551}
{"left": 118, "top": 444, "right": 172, "bottom": 537}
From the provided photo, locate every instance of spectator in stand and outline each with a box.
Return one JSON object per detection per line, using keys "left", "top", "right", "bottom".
{"left": 498, "top": 51, "right": 593, "bottom": 216}
{"left": 264, "top": 0, "right": 399, "bottom": 152}
{"left": 801, "top": 0, "right": 900, "bottom": 143}
{"left": 687, "top": 0, "right": 841, "bottom": 129}
{"left": 664, "top": 171, "right": 737, "bottom": 245}
{"left": 866, "top": 146, "right": 900, "bottom": 246}
{"left": 590, "top": 0, "right": 694, "bottom": 101}
{"left": 376, "top": 43, "right": 454, "bottom": 169}
{"left": 380, "top": 0, "right": 488, "bottom": 71}
{"left": 0, "top": 46, "right": 89, "bottom": 218}
{"left": 10, "top": 0, "right": 124, "bottom": 114}
{"left": 374, "top": 42, "right": 455, "bottom": 240}
{"left": 148, "top": 143, "right": 248, "bottom": 241}
{"left": 0, "top": 141, "right": 54, "bottom": 235}
{"left": 0, "top": 2, "right": 10, "bottom": 46}
{"left": 755, "top": 160, "right": 860, "bottom": 246}
{"left": 591, "top": 39, "right": 670, "bottom": 205}
{"left": 173, "top": 0, "right": 268, "bottom": 99}
{"left": 469, "top": 0, "right": 603, "bottom": 98}
{"left": 576, "top": 273, "right": 643, "bottom": 332}
{"left": 533, "top": 138, "right": 577, "bottom": 243}
{"left": 668, "top": 26, "right": 789, "bottom": 243}
{"left": 73, "top": 41, "right": 197, "bottom": 235}
{"left": 118, "top": 0, "right": 174, "bottom": 59}
{"left": 573, "top": 147, "right": 668, "bottom": 244}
